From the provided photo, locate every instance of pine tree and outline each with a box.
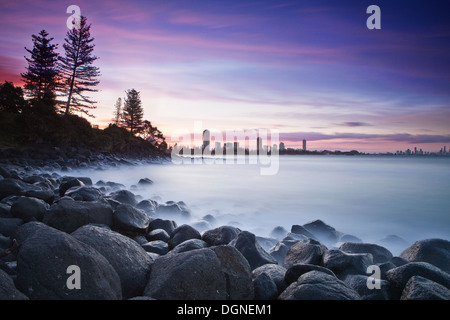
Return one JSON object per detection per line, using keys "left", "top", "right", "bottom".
{"left": 122, "top": 89, "right": 144, "bottom": 135}
{"left": 21, "top": 30, "right": 59, "bottom": 105}
{"left": 59, "top": 16, "right": 100, "bottom": 116}
{"left": 112, "top": 97, "right": 122, "bottom": 126}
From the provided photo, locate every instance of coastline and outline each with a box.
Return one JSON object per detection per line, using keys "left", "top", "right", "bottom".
{"left": 0, "top": 153, "right": 449, "bottom": 301}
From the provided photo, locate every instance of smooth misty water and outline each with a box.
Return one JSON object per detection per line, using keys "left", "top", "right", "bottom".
{"left": 69, "top": 155, "right": 450, "bottom": 253}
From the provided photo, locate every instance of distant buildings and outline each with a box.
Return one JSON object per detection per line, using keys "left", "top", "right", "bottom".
{"left": 302, "top": 139, "right": 307, "bottom": 151}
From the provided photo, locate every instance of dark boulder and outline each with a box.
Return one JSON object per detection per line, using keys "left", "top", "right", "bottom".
{"left": 0, "top": 178, "right": 39, "bottom": 200}
{"left": 270, "top": 226, "right": 288, "bottom": 239}
{"left": 16, "top": 223, "right": 122, "bottom": 299}
{"left": 284, "top": 264, "right": 336, "bottom": 285}
{"left": 202, "top": 225, "right": 240, "bottom": 246}
{"left": 278, "top": 270, "right": 361, "bottom": 300}
{"left": 44, "top": 198, "right": 113, "bottom": 233}
{"left": 321, "top": 249, "right": 373, "bottom": 278}
{"left": 10, "top": 196, "right": 48, "bottom": 222}
{"left": 0, "top": 268, "right": 29, "bottom": 300}
{"left": 25, "top": 189, "right": 55, "bottom": 204}
{"left": 229, "top": 231, "right": 277, "bottom": 270}
{"left": 302, "top": 220, "right": 340, "bottom": 245}
{"left": 136, "top": 199, "right": 157, "bottom": 215}
{"left": 113, "top": 203, "right": 150, "bottom": 236}
{"left": 148, "top": 218, "right": 177, "bottom": 235}
{"left": 72, "top": 224, "right": 153, "bottom": 299}
{"left": 283, "top": 238, "right": 328, "bottom": 269}
{"left": 65, "top": 186, "right": 103, "bottom": 202}
{"left": 385, "top": 262, "right": 450, "bottom": 299}
{"left": 211, "top": 245, "right": 254, "bottom": 300}
{"left": 146, "top": 228, "right": 170, "bottom": 242}
{"left": 400, "top": 276, "right": 450, "bottom": 300}
{"left": 168, "top": 224, "right": 201, "bottom": 249}
{"left": 400, "top": 238, "right": 450, "bottom": 273}
{"left": 138, "top": 178, "right": 153, "bottom": 186}
{"left": 342, "top": 274, "right": 390, "bottom": 300}
{"left": 339, "top": 242, "right": 393, "bottom": 264}
{"left": 109, "top": 189, "right": 138, "bottom": 206}
{"left": 155, "top": 202, "right": 190, "bottom": 219}
{"left": 252, "top": 264, "right": 287, "bottom": 294}
{"left": 144, "top": 248, "right": 227, "bottom": 299}
{"left": 0, "top": 217, "right": 24, "bottom": 237}
{"left": 141, "top": 240, "right": 169, "bottom": 255}
{"left": 170, "top": 239, "right": 208, "bottom": 255}
{"left": 290, "top": 224, "right": 316, "bottom": 240}
{"left": 253, "top": 272, "right": 278, "bottom": 300}
{"left": 59, "top": 178, "right": 84, "bottom": 197}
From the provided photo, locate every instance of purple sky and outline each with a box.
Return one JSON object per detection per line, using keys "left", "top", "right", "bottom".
{"left": 1, "top": 0, "right": 449, "bottom": 152}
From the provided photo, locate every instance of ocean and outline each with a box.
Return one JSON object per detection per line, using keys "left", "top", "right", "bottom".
{"left": 69, "top": 155, "right": 450, "bottom": 254}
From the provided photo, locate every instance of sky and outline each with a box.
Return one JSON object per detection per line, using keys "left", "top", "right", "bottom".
{"left": 1, "top": 0, "right": 449, "bottom": 153}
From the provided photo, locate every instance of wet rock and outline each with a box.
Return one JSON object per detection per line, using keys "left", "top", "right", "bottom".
{"left": 16, "top": 223, "right": 122, "bottom": 300}
{"left": 44, "top": 198, "right": 113, "bottom": 233}
{"left": 10, "top": 196, "right": 48, "bottom": 222}
{"left": 321, "top": 249, "right": 373, "bottom": 278}
{"left": 148, "top": 218, "right": 177, "bottom": 235}
{"left": 138, "top": 178, "right": 153, "bottom": 186}
{"left": 400, "top": 238, "right": 450, "bottom": 273}
{"left": 170, "top": 238, "right": 208, "bottom": 254}
{"left": 0, "top": 217, "right": 24, "bottom": 237}
{"left": 168, "top": 224, "right": 201, "bottom": 249}
{"left": 202, "top": 225, "right": 241, "bottom": 246}
{"left": 342, "top": 274, "right": 390, "bottom": 300}
{"left": 146, "top": 228, "right": 170, "bottom": 242}
{"left": 400, "top": 276, "right": 450, "bottom": 300}
{"left": 109, "top": 189, "right": 138, "bottom": 206}
{"left": 141, "top": 240, "right": 169, "bottom": 255}
{"left": 65, "top": 186, "right": 103, "bottom": 202}
{"left": 229, "top": 230, "right": 277, "bottom": 270}
{"left": 252, "top": 264, "right": 287, "bottom": 294}
{"left": 72, "top": 224, "right": 153, "bottom": 299}
{"left": 59, "top": 178, "right": 84, "bottom": 197}
{"left": 339, "top": 242, "right": 393, "bottom": 264}
{"left": 143, "top": 248, "right": 227, "bottom": 300}
{"left": 278, "top": 271, "right": 361, "bottom": 300}
{"left": 283, "top": 238, "right": 328, "bottom": 269}
{"left": 0, "top": 268, "right": 29, "bottom": 300}
{"left": 284, "top": 264, "right": 336, "bottom": 286}
{"left": 113, "top": 203, "right": 150, "bottom": 236}
{"left": 302, "top": 220, "right": 340, "bottom": 245}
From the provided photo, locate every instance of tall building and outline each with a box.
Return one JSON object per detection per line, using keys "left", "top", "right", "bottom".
{"left": 444, "top": 146, "right": 447, "bottom": 154}
{"left": 257, "top": 137, "right": 263, "bottom": 155}
{"left": 302, "top": 139, "right": 307, "bottom": 151}
{"left": 280, "top": 142, "right": 286, "bottom": 152}
{"left": 202, "top": 130, "right": 210, "bottom": 150}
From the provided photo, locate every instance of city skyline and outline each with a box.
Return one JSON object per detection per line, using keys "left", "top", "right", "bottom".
{"left": 1, "top": 1, "right": 449, "bottom": 153}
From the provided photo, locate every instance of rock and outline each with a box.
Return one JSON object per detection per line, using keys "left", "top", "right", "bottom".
{"left": 252, "top": 264, "right": 287, "bottom": 294}
{"left": 400, "top": 238, "right": 450, "bottom": 273}
{"left": 269, "top": 242, "right": 290, "bottom": 265}
{"left": 321, "top": 249, "right": 373, "bottom": 278}
{"left": 290, "top": 224, "right": 317, "bottom": 240}
{"left": 148, "top": 218, "right": 177, "bottom": 235}
{"left": 377, "top": 235, "right": 410, "bottom": 256}
{"left": 302, "top": 220, "right": 340, "bottom": 245}
{"left": 339, "top": 234, "right": 363, "bottom": 243}
{"left": 339, "top": 242, "right": 393, "bottom": 264}
{"left": 284, "top": 264, "right": 336, "bottom": 285}
{"left": 16, "top": 223, "right": 122, "bottom": 299}
{"left": 0, "top": 178, "right": 38, "bottom": 200}
{"left": 385, "top": 262, "right": 450, "bottom": 299}
{"left": 170, "top": 239, "right": 208, "bottom": 254}
{"left": 253, "top": 272, "right": 278, "bottom": 300}
{"left": 342, "top": 274, "right": 390, "bottom": 300}
{"left": 400, "top": 276, "right": 450, "bottom": 300}
{"left": 229, "top": 231, "right": 277, "bottom": 270}
{"left": 109, "top": 189, "right": 138, "bottom": 206}
{"left": 0, "top": 217, "right": 24, "bottom": 237}
{"left": 113, "top": 203, "right": 150, "bottom": 236}
{"left": 283, "top": 239, "right": 328, "bottom": 269}
{"left": 65, "top": 186, "right": 103, "bottom": 201}
{"left": 14, "top": 221, "right": 49, "bottom": 243}
{"left": 211, "top": 245, "right": 254, "bottom": 300}
{"left": 144, "top": 248, "right": 227, "bottom": 299}
{"left": 44, "top": 198, "right": 114, "bottom": 233}
{"left": 270, "top": 226, "right": 288, "bottom": 239}
{"left": 202, "top": 225, "right": 241, "bottom": 246}
{"left": 141, "top": 240, "right": 169, "bottom": 255}
{"left": 191, "top": 220, "right": 212, "bottom": 233}
{"left": 0, "top": 203, "right": 11, "bottom": 218}
{"left": 138, "top": 178, "right": 153, "bottom": 186}
{"left": 72, "top": 224, "right": 153, "bottom": 299}
{"left": 59, "top": 178, "right": 84, "bottom": 197}
{"left": 390, "top": 256, "right": 409, "bottom": 267}
{"left": 278, "top": 270, "right": 361, "bottom": 300}
{"left": 168, "top": 224, "right": 201, "bottom": 249}
{"left": 25, "top": 189, "right": 55, "bottom": 204}
{"left": 146, "top": 228, "right": 170, "bottom": 242}
{"left": 155, "top": 202, "right": 190, "bottom": 219}
{"left": 256, "top": 236, "right": 279, "bottom": 252}
{"left": 10, "top": 196, "right": 48, "bottom": 222}
{"left": 0, "top": 268, "right": 29, "bottom": 300}
{"left": 136, "top": 199, "right": 157, "bottom": 215}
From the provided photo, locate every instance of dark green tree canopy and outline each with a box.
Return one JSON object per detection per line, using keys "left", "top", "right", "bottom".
{"left": 21, "top": 29, "right": 59, "bottom": 104}
{"left": 122, "top": 89, "right": 144, "bottom": 135}
{"left": 59, "top": 16, "right": 100, "bottom": 116}
{"left": 0, "top": 81, "right": 28, "bottom": 113}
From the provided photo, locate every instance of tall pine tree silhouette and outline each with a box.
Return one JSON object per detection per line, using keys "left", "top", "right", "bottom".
{"left": 21, "top": 30, "right": 59, "bottom": 107}
{"left": 59, "top": 16, "right": 100, "bottom": 116}
{"left": 122, "top": 89, "right": 144, "bottom": 135}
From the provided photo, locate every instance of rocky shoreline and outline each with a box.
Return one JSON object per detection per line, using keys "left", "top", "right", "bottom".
{"left": 0, "top": 155, "right": 449, "bottom": 300}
